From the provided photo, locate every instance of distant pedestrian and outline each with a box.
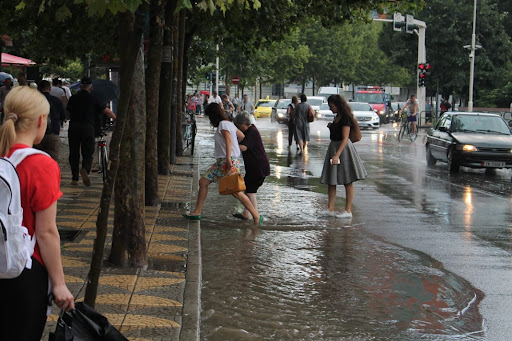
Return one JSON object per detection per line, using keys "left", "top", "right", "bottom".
{"left": 182, "top": 103, "right": 263, "bottom": 225}
{"left": 239, "top": 94, "right": 256, "bottom": 124}
{"left": 208, "top": 90, "right": 222, "bottom": 105}
{"left": 232, "top": 111, "right": 270, "bottom": 220}
{"left": 319, "top": 94, "right": 367, "bottom": 219}
{"left": 50, "top": 78, "right": 68, "bottom": 108}
{"left": 67, "top": 76, "right": 116, "bottom": 186}
{"left": 34, "top": 80, "right": 66, "bottom": 160}
{"left": 287, "top": 96, "right": 299, "bottom": 149}
{"left": 195, "top": 92, "right": 202, "bottom": 115}
{"left": 232, "top": 94, "right": 240, "bottom": 112}
{"left": 295, "top": 93, "right": 314, "bottom": 155}
{"left": 0, "top": 86, "right": 74, "bottom": 341}
{"left": 221, "top": 94, "right": 235, "bottom": 120}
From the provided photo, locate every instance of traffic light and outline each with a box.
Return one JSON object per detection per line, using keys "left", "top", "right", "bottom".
{"left": 406, "top": 14, "right": 418, "bottom": 34}
{"left": 205, "top": 72, "right": 211, "bottom": 80}
{"left": 211, "top": 72, "right": 217, "bottom": 85}
{"left": 418, "top": 63, "right": 431, "bottom": 87}
{"left": 393, "top": 12, "right": 405, "bottom": 32}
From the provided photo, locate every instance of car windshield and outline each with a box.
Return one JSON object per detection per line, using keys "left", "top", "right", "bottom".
{"left": 319, "top": 103, "right": 330, "bottom": 110}
{"left": 277, "top": 100, "right": 291, "bottom": 109}
{"left": 256, "top": 101, "right": 276, "bottom": 107}
{"left": 308, "top": 99, "right": 324, "bottom": 106}
{"left": 349, "top": 103, "right": 373, "bottom": 111}
{"left": 452, "top": 115, "right": 511, "bottom": 135}
{"left": 354, "top": 93, "right": 384, "bottom": 103}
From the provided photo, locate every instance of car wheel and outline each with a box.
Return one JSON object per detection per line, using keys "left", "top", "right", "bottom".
{"left": 426, "top": 144, "right": 437, "bottom": 166}
{"left": 447, "top": 148, "right": 460, "bottom": 173}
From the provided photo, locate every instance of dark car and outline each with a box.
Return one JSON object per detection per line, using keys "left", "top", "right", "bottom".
{"left": 270, "top": 98, "right": 291, "bottom": 124}
{"left": 425, "top": 112, "right": 512, "bottom": 173}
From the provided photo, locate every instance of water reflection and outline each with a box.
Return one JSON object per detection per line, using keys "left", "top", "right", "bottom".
{"left": 201, "top": 226, "right": 484, "bottom": 340}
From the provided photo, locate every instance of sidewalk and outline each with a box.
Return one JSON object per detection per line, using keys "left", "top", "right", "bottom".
{"left": 41, "top": 133, "right": 201, "bottom": 341}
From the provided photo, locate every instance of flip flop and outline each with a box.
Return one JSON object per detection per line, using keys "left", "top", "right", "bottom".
{"left": 232, "top": 213, "right": 249, "bottom": 220}
{"left": 258, "top": 215, "right": 264, "bottom": 225}
{"left": 182, "top": 213, "right": 201, "bottom": 220}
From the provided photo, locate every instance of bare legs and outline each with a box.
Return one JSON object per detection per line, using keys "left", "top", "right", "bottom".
{"left": 232, "top": 191, "right": 260, "bottom": 224}
{"left": 189, "top": 177, "right": 260, "bottom": 224}
{"left": 188, "top": 177, "right": 210, "bottom": 216}
{"left": 240, "top": 193, "right": 257, "bottom": 219}
{"left": 327, "top": 183, "right": 354, "bottom": 213}
{"left": 298, "top": 140, "right": 308, "bottom": 154}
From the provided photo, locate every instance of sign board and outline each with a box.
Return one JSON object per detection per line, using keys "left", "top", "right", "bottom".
{"left": 232, "top": 76, "right": 240, "bottom": 84}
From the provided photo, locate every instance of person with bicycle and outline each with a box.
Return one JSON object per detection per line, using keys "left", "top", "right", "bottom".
{"left": 399, "top": 94, "right": 419, "bottom": 135}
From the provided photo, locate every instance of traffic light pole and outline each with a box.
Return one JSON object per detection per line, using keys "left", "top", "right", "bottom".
{"left": 377, "top": 15, "right": 427, "bottom": 124}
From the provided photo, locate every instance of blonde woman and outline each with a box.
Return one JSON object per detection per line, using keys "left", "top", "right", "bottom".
{"left": 0, "top": 86, "right": 74, "bottom": 340}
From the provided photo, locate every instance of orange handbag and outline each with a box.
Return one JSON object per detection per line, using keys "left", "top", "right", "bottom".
{"left": 219, "top": 172, "right": 246, "bottom": 195}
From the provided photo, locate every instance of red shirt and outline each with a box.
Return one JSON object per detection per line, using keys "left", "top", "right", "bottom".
{"left": 8, "top": 144, "right": 63, "bottom": 267}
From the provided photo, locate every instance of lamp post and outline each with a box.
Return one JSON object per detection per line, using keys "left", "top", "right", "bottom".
{"left": 467, "top": 0, "right": 478, "bottom": 112}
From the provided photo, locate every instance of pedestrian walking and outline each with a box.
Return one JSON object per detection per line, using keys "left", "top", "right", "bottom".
{"left": 208, "top": 90, "right": 222, "bottom": 105}
{"left": 239, "top": 94, "right": 256, "bottom": 124}
{"left": 232, "top": 111, "right": 270, "bottom": 220}
{"left": 0, "top": 86, "right": 74, "bottom": 341}
{"left": 295, "top": 93, "right": 314, "bottom": 155}
{"left": 319, "top": 94, "right": 367, "bottom": 219}
{"left": 221, "top": 94, "right": 235, "bottom": 121}
{"left": 34, "top": 80, "right": 66, "bottom": 160}
{"left": 67, "top": 76, "right": 116, "bottom": 186}
{"left": 287, "top": 96, "right": 299, "bottom": 150}
{"left": 182, "top": 103, "right": 263, "bottom": 225}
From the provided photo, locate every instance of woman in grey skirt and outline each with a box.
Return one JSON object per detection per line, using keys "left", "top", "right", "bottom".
{"left": 319, "top": 94, "right": 367, "bottom": 218}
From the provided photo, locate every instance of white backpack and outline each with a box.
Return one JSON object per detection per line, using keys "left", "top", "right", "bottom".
{"left": 0, "top": 148, "right": 48, "bottom": 279}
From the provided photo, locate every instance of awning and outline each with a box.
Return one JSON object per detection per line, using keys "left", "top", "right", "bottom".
{"left": 1, "top": 53, "right": 35, "bottom": 66}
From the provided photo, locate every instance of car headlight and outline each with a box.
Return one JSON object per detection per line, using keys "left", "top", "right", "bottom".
{"left": 372, "top": 114, "right": 379, "bottom": 120}
{"left": 378, "top": 110, "right": 384, "bottom": 115}
{"left": 277, "top": 113, "right": 284, "bottom": 118}
{"left": 462, "top": 144, "right": 478, "bottom": 152}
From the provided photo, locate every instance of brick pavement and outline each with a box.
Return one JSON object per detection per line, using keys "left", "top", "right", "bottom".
{"left": 41, "top": 131, "right": 200, "bottom": 341}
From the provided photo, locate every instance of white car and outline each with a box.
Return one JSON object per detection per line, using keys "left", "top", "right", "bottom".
{"left": 315, "top": 103, "right": 334, "bottom": 121}
{"left": 349, "top": 102, "right": 380, "bottom": 129}
{"left": 307, "top": 96, "right": 327, "bottom": 111}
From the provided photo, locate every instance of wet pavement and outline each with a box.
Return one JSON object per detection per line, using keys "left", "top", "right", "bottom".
{"left": 195, "top": 117, "right": 512, "bottom": 340}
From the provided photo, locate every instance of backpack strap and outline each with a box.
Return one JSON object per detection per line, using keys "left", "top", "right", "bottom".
{"left": 8, "top": 148, "right": 50, "bottom": 167}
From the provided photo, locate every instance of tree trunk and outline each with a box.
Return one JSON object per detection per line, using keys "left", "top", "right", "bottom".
{"left": 174, "top": 10, "right": 185, "bottom": 157}
{"left": 145, "top": 0, "right": 166, "bottom": 206}
{"left": 109, "top": 47, "right": 147, "bottom": 267}
{"left": 84, "top": 8, "right": 146, "bottom": 308}
{"left": 158, "top": 0, "right": 177, "bottom": 174}
{"left": 170, "top": 12, "right": 179, "bottom": 163}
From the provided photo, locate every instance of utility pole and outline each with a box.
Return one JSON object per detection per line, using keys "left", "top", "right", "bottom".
{"left": 468, "top": 0, "right": 478, "bottom": 112}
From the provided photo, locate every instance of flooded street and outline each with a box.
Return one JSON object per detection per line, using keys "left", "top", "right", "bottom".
{"left": 195, "top": 117, "right": 512, "bottom": 340}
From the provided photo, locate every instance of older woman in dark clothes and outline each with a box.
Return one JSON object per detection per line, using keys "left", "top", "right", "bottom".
{"left": 232, "top": 112, "right": 270, "bottom": 220}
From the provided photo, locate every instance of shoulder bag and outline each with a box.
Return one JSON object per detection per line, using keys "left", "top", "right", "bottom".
{"left": 349, "top": 116, "right": 361, "bottom": 143}
{"left": 307, "top": 105, "right": 315, "bottom": 122}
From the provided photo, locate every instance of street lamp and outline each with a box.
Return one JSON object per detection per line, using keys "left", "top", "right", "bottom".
{"left": 467, "top": 0, "right": 478, "bottom": 112}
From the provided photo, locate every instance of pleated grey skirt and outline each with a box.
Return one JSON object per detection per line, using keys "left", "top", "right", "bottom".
{"left": 320, "top": 140, "right": 367, "bottom": 185}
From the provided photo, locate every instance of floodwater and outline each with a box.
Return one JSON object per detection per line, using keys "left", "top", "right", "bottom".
{"left": 196, "top": 118, "right": 486, "bottom": 340}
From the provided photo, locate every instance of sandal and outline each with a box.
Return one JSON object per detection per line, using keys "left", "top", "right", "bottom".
{"left": 232, "top": 213, "right": 249, "bottom": 220}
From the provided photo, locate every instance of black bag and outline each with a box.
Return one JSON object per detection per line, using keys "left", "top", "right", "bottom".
{"left": 50, "top": 302, "right": 128, "bottom": 341}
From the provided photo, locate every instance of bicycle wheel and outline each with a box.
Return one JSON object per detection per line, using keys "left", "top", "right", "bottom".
{"left": 100, "top": 145, "right": 108, "bottom": 183}
{"left": 398, "top": 123, "right": 406, "bottom": 142}
{"left": 408, "top": 122, "right": 418, "bottom": 142}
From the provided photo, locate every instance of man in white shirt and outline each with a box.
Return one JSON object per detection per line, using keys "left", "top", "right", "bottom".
{"left": 207, "top": 90, "right": 222, "bottom": 105}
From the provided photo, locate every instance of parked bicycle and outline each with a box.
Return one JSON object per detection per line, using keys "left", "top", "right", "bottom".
{"left": 96, "top": 131, "right": 109, "bottom": 183}
{"left": 182, "top": 111, "right": 196, "bottom": 155}
{"left": 398, "top": 112, "right": 418, "bottom": 142}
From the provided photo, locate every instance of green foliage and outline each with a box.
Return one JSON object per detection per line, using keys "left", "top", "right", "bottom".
{"left": 380, "top": 0, "right": 512, "bottom": 104}
{"left": 39, "top": 58, "right": 84, "bottom": 81}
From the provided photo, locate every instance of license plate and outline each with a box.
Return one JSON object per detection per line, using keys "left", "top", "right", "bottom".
{"left": 482, "top": 161, "right": 505, "bottom": 167}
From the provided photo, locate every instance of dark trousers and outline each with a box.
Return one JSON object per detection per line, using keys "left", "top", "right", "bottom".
{"left": 288, "top": 121, "right": 297, "bottom": 146}
{"left": 69, "top": 123, "right": 95, "bottom": 181}
{"left": 0, "top": 258, "right": 49, "bottom": 341}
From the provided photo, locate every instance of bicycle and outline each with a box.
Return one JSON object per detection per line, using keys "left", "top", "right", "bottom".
{"left": 182, "top": 111, "right": 197, "bottom": 155}
{"left": 398, "top": 112, "right": 418, "bottom": 142}
{"left": 96, "top": 131, "right": 109, "bottom": 183}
